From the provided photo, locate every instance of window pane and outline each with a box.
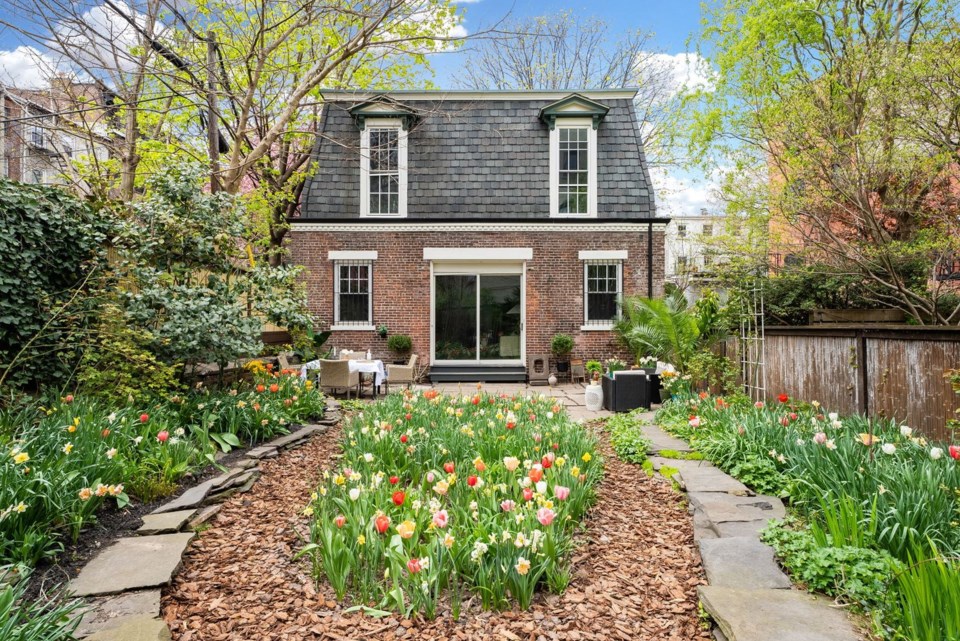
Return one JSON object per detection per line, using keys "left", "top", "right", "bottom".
{"left": 587, "top": 293, "right": 617, "bottom": 321}
{"left": 339, "top": 294, "right": 369, "bottom": 322}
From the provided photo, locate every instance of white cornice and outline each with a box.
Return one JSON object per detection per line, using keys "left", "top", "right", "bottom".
{"left": 321, "top": 89, "right": 639, "bottom": 102}
{"left": 290, "top": 221, "right": 667, "bottom": 233}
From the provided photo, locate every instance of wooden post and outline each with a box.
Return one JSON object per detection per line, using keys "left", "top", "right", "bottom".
{"left": 855, "top": 330, "right": 869, "bottom": 416}
{"left": 206, "top": 31, "right": 220, "bottom": 192}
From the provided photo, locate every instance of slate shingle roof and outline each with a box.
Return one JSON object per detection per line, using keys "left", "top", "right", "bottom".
{"left": 300, "top": 91, "right": 656, "bottom": 220}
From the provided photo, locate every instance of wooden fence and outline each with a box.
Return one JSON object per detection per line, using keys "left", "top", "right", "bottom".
{"left": 762, "top": 326, "right": 960, "bottom": 441}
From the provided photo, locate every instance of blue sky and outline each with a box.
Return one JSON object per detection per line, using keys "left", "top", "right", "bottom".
{"left": 0, "top": 0, "right": 717, "bottom": 216}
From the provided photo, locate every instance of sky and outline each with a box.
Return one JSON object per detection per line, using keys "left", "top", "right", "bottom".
{"left": 0, "top": 0, "right": 718, "bottom": 217}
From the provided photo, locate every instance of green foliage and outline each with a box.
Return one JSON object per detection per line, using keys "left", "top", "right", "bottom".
{"left": 584, "top": 360, "right": 603, "bottom": 377}
{"left": 387, "top": 334, "right": 413, "bottom": 354}
{"left": 605, "top": 410, "right": 653, "bottom": 464}
{"left": 894, "top": 545, "right": 960, "bottom": 641}
{"left": 550, "top": 333, "right": 574, "bottom": 356}
{"left": 762, "top": 520, "right": 902, "bottom": 609}
{"left": 685, "top": 351, "right": 739, "bottom": 395}
{"left": 0, "top": 180, "right": 113, "bottom": 390}
{"left": 0, "top": 567, "right": 83, "bottom": 640}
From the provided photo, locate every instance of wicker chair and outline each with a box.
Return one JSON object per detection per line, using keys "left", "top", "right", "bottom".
{"left": 386, "top": 354, "right": 418, "bottom": 392}
{"left": 319, "top": 359, "right": 360, "bottom": 398}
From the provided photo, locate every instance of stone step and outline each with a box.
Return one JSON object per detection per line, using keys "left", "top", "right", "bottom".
{"left": 82, "top": 615, "right": 171, "bottom": 641}
{"left": 137, "top": 509, "right": 196, "bottom": 536}
{"left": 69, "top": 533, "right": 195, "bottom": 597}
{"left": 266, "top": 425, "right": 324, "bottom": 450}
{"left": 688, "top": 492, "right": 786, "bottom": 524}
{"left": 698, "top": 537, "right": 792, "bottom": 589}
{"left": 74, "top": 590, "right": 161, "bottom": 639}
{"left": 698, "top": 586, "right": 859, "bottom": 641}
{"left": 150, "top": 478, "right": 218, "bottom": 515}
{"left": 639, "top": 422, "right": 693, "bottom": 454}
{"left": 672, "top": 463, "right": 751, "bottom": 495}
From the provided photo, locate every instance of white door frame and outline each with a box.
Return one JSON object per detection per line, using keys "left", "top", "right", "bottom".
{"left": 429, "top": 261, "right": 526, "bottom": 366}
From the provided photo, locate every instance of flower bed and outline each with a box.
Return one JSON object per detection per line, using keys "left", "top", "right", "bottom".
{"left": 0, "top": 364, "right": 325, "bottom": 567}
{"left": 301, "top": 388, "right": 601, "bottom": 616}
{"left": 656, "top": 392, "right": 959, "bottom": 641}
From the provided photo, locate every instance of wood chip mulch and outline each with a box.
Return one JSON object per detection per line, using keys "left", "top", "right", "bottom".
{"left": 162, "top": 426, "right": 710, "bottom": 641}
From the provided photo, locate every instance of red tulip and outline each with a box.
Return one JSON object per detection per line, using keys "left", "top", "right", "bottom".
{"left": 467, "top": 475, "right": 478, "bottom": 487}
{"left": 406, "top": 558, "right": 422, "bottom": 574}
{"left": 389, "top": 476, "right": 399, "bottom": 485}
{"left": 506, "top": 420, "right": 516, "bottom": 429}
{"left": 269, "top": 383, "right": 279, "bottom": 393}
{"left": 949, "top": 445, "right": 960, "bottom": 460}
{"left": 375, "top": 514, "right": 390, "bottom": 534}
{"left": 777, "top": 393, "right": 789, "bottom": 403}
{"left": 405, "top": 413, "right": 412, "bottom": 421}
{"left": 334, "top": 514, "right": 346, "bottom": 528}
{"left": 552, "top": 443, "right": 559, "bottom": 450}
{"left": 156, "top": 430, "right": 169, "bottom": 443}
{"left": 472, "top": 396, "right": 480, "bottom": 405}
{"left": 443, "top": 462, "right": 455, "bottom": 474}
{"left": 400, "top": 434, "right": 408, "bottom": 443}
{"left": 392, "top": 490, "right": 405, "bottom": 506}
{"left": 542, "top": 453, "right": 555, "bottom": 469}
{"left": 140, "top": 413, "right": 149, "bottom": 423}
{"left": 528, "top": 466, "right": 543, "bottom": 483}
{"left": 522, "top": 487, "right": 534, "bottom": 501}
{"left": 101, "top": 429, "right": 111, "bottom": 438}
{"left": 64, "top": 394, "right": 74, "bottom": 404}
{"left": 789, "top": 413, "right": 798, "bottom": 421}
{"left": 256, "top": 384, "right": 265, "bottom": 393}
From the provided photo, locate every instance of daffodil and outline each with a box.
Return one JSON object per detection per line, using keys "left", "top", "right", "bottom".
{"left": 515, "top": 557, "right": 531, "bottom": 575}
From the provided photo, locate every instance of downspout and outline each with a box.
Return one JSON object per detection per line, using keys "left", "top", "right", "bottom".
{"left": 647, "top": 219, "right": 654, "bottom": 298}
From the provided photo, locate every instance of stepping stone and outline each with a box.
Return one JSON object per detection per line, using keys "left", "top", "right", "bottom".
{"left": 698, "top": 537, "right": 792, "bottom": 589}
{"left": 693, "top": 510, "right": 718, "bottom": 541}
{"left": 74, "top": 590, "right": 161, "bottom": 638}
{"left": 688, "top": 492, "right": 786, "bottom": 523}
{"left": 267, "top": 425, "right": 322, "bottom": 449}
{"left": 150, "top": 479, "right": 217, "bottom": 515}
{"left": 210, "top": 467, "right": 250, "bottom": 491}
{"left": 137, "top": 510, "right": 195, "bottom": 535}
{"left": 673, "top": 462, "right": 751, "bottom": 494}
{"left": 715, "top": 520, "right": 772, "bottom": 539}
{"left": 640, "top": 423, "right": 692, "bottom": 454}
{"left": 69, "top": 533, "right": 195, "bottom": 596}
{"left": 205, "top": 470, "right": 258, "bottom": 503}
{"left": 82, "top": 615, "right": 170, "bottom": 641}
{"left": 246, "top": 445, "right": 278, "bottom": 459}
{"left": 698, "top": 586, "right": 859, "bottom": 641}
{"left": 188, "top": 504, "right": 221, "bottom": 529}
{"left": 235, "top": 458, "right": 258, "bottom": 470}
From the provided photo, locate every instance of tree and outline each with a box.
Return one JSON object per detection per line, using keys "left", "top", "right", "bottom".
{"left": 688, "top": 0, "right": 960, "bottom": 324}
{"left": 457, "top": 11, "right": 688, "bottom": 164}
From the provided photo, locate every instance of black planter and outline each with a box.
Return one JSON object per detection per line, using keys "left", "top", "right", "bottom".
{"left": 555, "top": 359, "right": 570, "bottom": 373}
{"left": 602, "top": 371, "right": 652, "bottom": 412}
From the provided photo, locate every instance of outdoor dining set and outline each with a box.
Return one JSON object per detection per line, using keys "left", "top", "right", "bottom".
{"left": 298, "top": 351, "right": 419, "bottom": 399}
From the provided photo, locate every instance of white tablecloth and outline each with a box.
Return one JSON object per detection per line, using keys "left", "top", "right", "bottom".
{"left": 301, "top": 359, "right": 388, "bottom": 387}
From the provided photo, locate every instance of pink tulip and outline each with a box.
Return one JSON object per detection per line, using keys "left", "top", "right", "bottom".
{"left": 689, "top": 416, "right": 701, "bottom": 428}
{"left": 813, "top": 432, "right": 827, "bottom": 445}
{"left": 537, "top": 507, "right": 556, "bottom": 526}
{"left": 754, "top": 401, "right": 764, "bottom": 408}
{"left": 554, "top": 485, "right": 570, "bottom": 501}
{"left": 156, "top": 430, "right": 169, "bottom": 443}
{"left": 432, "top": 509, "right": 449, "bottom": 529}
{"left": 407, "top": 558, "right": 422, "bottom": 574}
{"left": 426, "top": 472, "right": 435, "bottom": 483}
{"left": 500, "top": 500, "right": 516, "bottom": 512}
{"left": 334, "top": 514, "right": 346, "bottom": 528}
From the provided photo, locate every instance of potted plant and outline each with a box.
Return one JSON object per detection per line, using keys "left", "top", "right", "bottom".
{"left": 585, "top": 360, "right": 603, "bottom": 379}
{"left": 376, "top": 324, "right": 389, "bottom": 338}
{"left": 386, "top": 333, "right": 412, "bottom": 364}
{"left": 551, "top": 333, "right": 575, "bottom": 373}
{"left": 638, "top": 356, "right": 657, "bottom": 374}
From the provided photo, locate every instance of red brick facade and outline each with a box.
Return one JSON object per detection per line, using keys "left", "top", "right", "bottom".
{"left": 288, "top": 227, "right": 665, "bottom": 369}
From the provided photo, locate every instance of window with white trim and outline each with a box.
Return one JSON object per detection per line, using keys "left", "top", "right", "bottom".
{"left": 360, "top": 119, "right": 407, "bottom": 217}
{"left": 584, "top": 261, "right": 622, "bottom": 325}
{"left": 550, "top": 119, "right": 597, "bottom": 217}
{"left": 334, "top": 261, "right": 372, "bottom": 326}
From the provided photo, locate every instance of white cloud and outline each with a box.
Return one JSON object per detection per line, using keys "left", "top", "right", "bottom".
{"left": 649, "top": 165, "right": 722, "bottom": 217}
{"left": 0, "top": 46, "right": 63, "bottom": 89}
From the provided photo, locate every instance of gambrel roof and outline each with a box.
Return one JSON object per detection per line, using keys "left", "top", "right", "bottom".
{"left": 300, "top": 89, "right": 656, "bottom": 221}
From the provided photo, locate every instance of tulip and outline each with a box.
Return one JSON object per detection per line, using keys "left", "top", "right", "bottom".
{"left": 688, "top": 416, "right": 701, "bottom": 428}
{"left": 754, "top": 401, "right": 764, "bottom": 408}
{"left": 881, "top": 443, "right": 896, "bottom": 455}
{"left": 789, "top": 413, "right": 798, "bottom": 421}
{"left": 389, "top": 476, "right": 399, "bottom": 485}
{"left": 101, "top": 428, "right": 111, "bottom": 438}
{"left": 777, "top": 394, "right": 789, "bottom": 403}
{"left": 269, "top": 383, "right": 279, "bottom": 393}
{"left": 500, "top": 499, "right": 516, "bottom": 512}
{"left": 64, "top": 394, "right": 74, "bottom": 403}
{"left": 537, "top": 507, "right": 556, "bottom": 526}
{"left": 813, "top": 432, "right": 827, "bottom": 445}
{"left": 467, "top": 475, "right": 478, "bottom": 487}
{"left": 406, "top": 558, "right": 422, "bottom": 574}
{"left": 554, "top": 485, "right": 570, "bottom": 501}
{"left": 334, "top": 514, "right": 346, "bottom": 528}
{"left": 400, "top": 434, "right": 408, "bottom": 443}
{"left": 472, "top": 396, "right": 480, "bottom": 405}
{"left": 528, "top": 466, "right": 544, "bottom": 483}
{"left": 396, "top": 519, "right": 416, "bottom": 539}
{"left": 503, "top": 456, "right": 520, "bottom": 472}
{"left": 930, "top": 447, "right": 943, "bottom": 460}
{"left": 156, "top": 430, "right": 169, "bottom": 443}
{"left": 950, "top": 445, "right": 960, "bottom": 460}
{"left": 375, "top": 514, "right": 391, "bottom": 534}
{"left": 140, "top": 413, "right": 149, "bottom": 423}
{"left": 432, "top": 509, "right": 449, "bottom": 529}
{"left": 443, "top": 462, "right": 455, "bottom": 474}
{"left": 522, "top": 487, "right": 534, "bottom": 501}
{"left": 256, "top": 384, "right": 265, "bottom": 393}
{"left": 392, "top": 490, "right": 406, "bottom": 506}
{"left": 473, "top": 457, "right": 486, "bottom": 472}
{"left": 426, "top": 472, "right": 435, "bottom": 483}
{"left": 542, "top": 452, "right": 555, "bottom": 469}
{"left": 404, "top": 413, "right": 412, "bottom": 420}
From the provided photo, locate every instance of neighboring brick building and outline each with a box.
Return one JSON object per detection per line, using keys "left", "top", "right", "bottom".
{"left": 288, "top": 90, "right": 666, "bottom": 381}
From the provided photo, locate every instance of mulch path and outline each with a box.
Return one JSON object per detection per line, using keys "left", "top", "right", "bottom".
{"left": 162, "top": 426, "right": 710, "bottom": 641}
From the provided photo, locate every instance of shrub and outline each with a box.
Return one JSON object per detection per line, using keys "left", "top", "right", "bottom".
{"left": 550, "top": 333, "right": 574, "bottom": 356}
{"left": 605, "top": 410, "right": 652, "bottom": 464}
{"left": 387, "top": 334, "right": 413, "bottom": 354}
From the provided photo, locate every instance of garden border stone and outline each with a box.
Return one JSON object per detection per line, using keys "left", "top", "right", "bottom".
{"left": 137, "top": 510, "right": 196, "bottom": 536}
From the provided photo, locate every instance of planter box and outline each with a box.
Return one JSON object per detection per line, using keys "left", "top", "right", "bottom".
{"left": 602, "top": 371, "right": 652, "bottom": 412}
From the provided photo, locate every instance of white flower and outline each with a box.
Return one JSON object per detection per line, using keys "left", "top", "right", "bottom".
{"left": 930, "top": 447, "right": 943, "bottom": 460}
{"left": 519, "top": 477, "right": 531, "bottom": 488}
{"left": 363, "top": 452, "right": 374, "bottom": 463}
{"left": 133, "top": 436, "right": 143, "bottom": 445}
{"left": 825, "top": 439, "right": 837, "bottom": 450}
{"left": 349, "top": 488, "right": 361, "bottom": 501}
{"left": 796, "top": 438, "right": 806, "bottom": 446}
{"left": 175, "top": 427, "right": 185, "bottom": 437}
{"left": 828, "top": 412, "right": 839, "bottom": 421}
{"left": 106, "top": 448, "right": 118, "bottom": 459}
{"left": 470, "top": 541, "right": 488, "bottom": 562}
{"left": 107, "top": 412, "right": 117, "bottom": 423}
{"left": 899, "top": 425, "right": 912, "bottom": 437}
{"left": 469, "top": 501, "right": 478, "bottom": 511}
{"left": 546, "top": 412, "right": 554, "bottom": 419}
{"left": 535, "top": 481, "right": 547, "bottom": 494}
{"left": 831, "top": 420, "right": 843, "bottom": 429}
{"left": 419, "top": 556, "right": 430, "bottom": 570}
{"left": 881, "top": 443, "right": 896, "bottom": 455}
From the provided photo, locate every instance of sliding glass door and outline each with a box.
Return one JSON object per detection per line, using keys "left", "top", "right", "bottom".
{"left": 434, "top": 272, "right": 523, "bottom": 363}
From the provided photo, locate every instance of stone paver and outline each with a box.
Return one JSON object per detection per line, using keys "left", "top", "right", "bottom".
{"left": 75, "top": 590, "right": 161, "bottom": 638}
{"left": 698, "top": 537, "right": 792, "bottom": 589}
{"left": 714, "top": 520, "right": 772, "bottom": 539}
{"left": 82, "top": 615, "right": 170, "bottom": 641}
{"left": 698, "top": 586, "right": 859, "bottom": 641}
{"left": 265, "top": 424, "right": 324, "bottom": 449}
{"left": 150, "top": 479, "right": 217, "bottom": 515}
{"left": 69, "top": 533, "right": 195, "bottom": 596}
{"left": 188, "top": 504, "right": 221, "bottom": 529}
{"left": 688, "top": 492, "right": 786, "bottom": 523}
{"left": 674, "top": 463, "right": 751, "bottom": 495}
{"left": 639, "top": 422, "right": 693, "bottom": 453}
{"left": 136, "top": 510, "right": 195, "bottom": 536}
{"left": 246, "top": 445, "right": 278, "bottom": 459}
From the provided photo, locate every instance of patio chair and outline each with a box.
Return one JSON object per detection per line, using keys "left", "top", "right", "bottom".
{"left": 318, "top": 359, "right": 360, "bottom": 398}
{"left": 386, "top": 354, "right": 418, "bottom": 392}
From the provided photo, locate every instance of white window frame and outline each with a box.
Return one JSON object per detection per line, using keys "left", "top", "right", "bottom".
{"left": 360, "top": 117, "right": 408, "bottom": 218}
{"left": 332, "top": 259, "right": 375, "bottom": 331}
{"left": 549, "top": 117, "right": 598, "bottom": 218}
{"left": 581, "top": 259, "right": 622, "bottom": 330}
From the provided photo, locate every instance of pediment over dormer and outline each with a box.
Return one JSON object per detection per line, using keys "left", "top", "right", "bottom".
{"left": 348, "top": 96, "right": 417, "bottom": 130}
{"left": 538, "top": 94, "right": 611, "bottom": 130}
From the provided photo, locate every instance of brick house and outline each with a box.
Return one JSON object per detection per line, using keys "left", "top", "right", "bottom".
{"left": 288, "top": 89, "right": 666, "bottom": 382}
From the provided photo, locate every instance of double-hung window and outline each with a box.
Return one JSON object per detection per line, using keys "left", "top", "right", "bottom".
{"left": 550, "top": 119, "right": 597, "bottom": 217}
{"left": 584, "top": 262, "right": 622, "bottom": 325}
{"left": 360, "top": 119, "right": 408, "bottom": 217}
{"left": 334, "top": 261, "right": 372, "bottom": 327}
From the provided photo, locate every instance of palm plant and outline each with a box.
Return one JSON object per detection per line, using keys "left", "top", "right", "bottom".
{"left": 614, "top": 289, "right": 727, "bottom": 373}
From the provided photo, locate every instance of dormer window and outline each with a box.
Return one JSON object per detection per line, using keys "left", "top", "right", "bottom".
{"left": 540, "top": 94, "right": 608, "bottom": 218}
{"left": 360, "top": 120, "right": 407, "bottom": 217}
